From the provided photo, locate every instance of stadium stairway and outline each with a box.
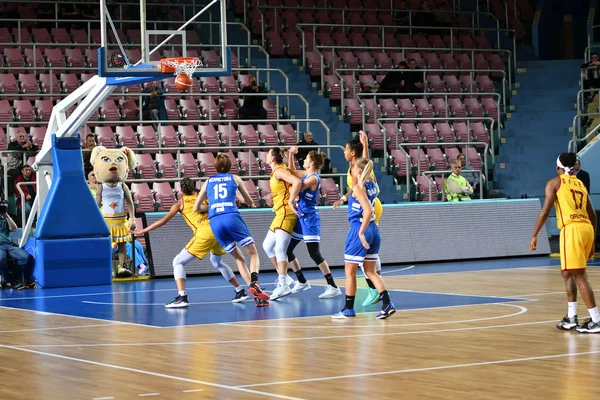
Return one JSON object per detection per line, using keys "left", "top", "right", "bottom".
{"left": 493, "top": 59, "right": 581, "bottom": 232}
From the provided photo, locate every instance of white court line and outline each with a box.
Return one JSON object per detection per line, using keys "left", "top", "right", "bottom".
{"left": 182, "top": 389, "right": 204, "bottom": 393}
{"left": 0, "top": 305, "right": 160, "bottom": 329}
{"left": 504, "top": 291, "right": 565, "bottom": 297}
{"left": 218, "top": 303, "right": 528, "bottom": 329}
{"left": 82, "top": 300, "right": 253, "bottom": 306}
{"left": 92, "top": 397, "right": 114, "bottom": 400}
{"left": 334, "top": 265, "right": 416, "bottom": 280}
{"left": 0, "top": 344, "right": 304, "bottom": 400}
{"left": 19, "top": 310, "right": 549, "bottom": 350}
{"left": 0, "top": 323, "right": 115, "bottom": 334}
{"left": 237, "top": 349, "right": 600, "bottom": 388}
{"left": 398, "top": 289, "right": 528, "bottom": 300}
{"left": 0, "top": 283, "right": 250, "bottom": 302}
{"left": 138, "top": 394, "right": 160, "bottom": 397}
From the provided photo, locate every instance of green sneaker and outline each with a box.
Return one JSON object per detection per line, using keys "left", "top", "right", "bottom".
{"left": 362, "top": 288, "right": 381, "bottom": 307}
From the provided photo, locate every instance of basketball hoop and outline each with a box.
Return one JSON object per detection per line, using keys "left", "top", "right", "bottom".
{"left": 159, "top": 57, "right": 203, "bottom": 77}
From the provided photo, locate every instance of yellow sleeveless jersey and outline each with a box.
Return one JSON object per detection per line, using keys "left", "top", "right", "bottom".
{"left": 347, "top": 167, "right": 383, "bottom": 225}
{"left": 181, "top": 193, "right": 209, "bottom": 234}
{"left": 270, "top": 164, "right": 293, "bottom": 214}
{"left": 346, "top": 166, "right": 375, "bottom": 191}
{"left": 555, "top": 174, "right": 592, "bottom": 230}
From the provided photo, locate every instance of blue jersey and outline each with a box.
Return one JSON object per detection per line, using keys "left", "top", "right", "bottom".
{"left": 206, "top": 173, "right": 239, "bottom": 219}
{"left": 297, "top": 173, "right": 320, "bottom": 215}
{"left": 348, "top": 181, "right": 378, "bottom": 223}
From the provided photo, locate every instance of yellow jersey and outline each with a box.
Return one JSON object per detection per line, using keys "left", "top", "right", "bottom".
{"left": 346, "top": 166, "right": 376, "bottom": 191}
{"left": 555, "top": 174, "right": 591, "bottom": 230}
{"left": 270, "top": 164, "right": 293, "bottom": 214}
{"left": 181, "top": 193, "right": 209, "bottom": 235}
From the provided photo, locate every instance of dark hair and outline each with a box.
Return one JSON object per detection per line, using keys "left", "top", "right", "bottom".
{"left": 307, "top": 151, "right": 326, "bottom": 170}
{"left": 408, "top": 58, "right": 417, "bottom": 63}
{"left": 592, "top": 52, "right": 599, "bottom": 58}
{"left": 270, "top": 147, "right": 285, "bottom": 164}
{"left": 398, "top": 61, "right": 408, "bottom": 69}
{"left": 346, "top": 136, "right": 363, "bottom": 157}
{"left": 86, "top": 134, "right": 95, "bottom": 141}
{"left": 558, "top": 152, "right": 577, "bottom": 172}
{"left": 214, "top": 153, "right": 232, "bottom": 173}
{"left": 180, "top": 177, "right": 197, "bottom": 195}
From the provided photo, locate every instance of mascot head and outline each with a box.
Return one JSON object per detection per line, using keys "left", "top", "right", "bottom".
{"left": 90, "top": 146, "right": 136, "bottom": 185}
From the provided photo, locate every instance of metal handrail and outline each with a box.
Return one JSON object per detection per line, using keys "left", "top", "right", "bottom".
{"left": 569, "top": 117, "right": 600, "bottom": 152}
{"left": 376, "top": 116, "right": 494, "bottom": 172}
{"left": 422, "top": 170, "right": 483, "bottom": 201}
{"left": 575, "top": 88, "right": 600, "bottom": 119}
{"left": 0, "top": 42, "right": 270, "bottom": 83}
{"left": 390, "top": 141, "right": 489, "bottom": 200}
{"left": 296, "top": 22, "right": 518, "bottom": 74}
{"left": 335, "top": 67, "right": 507, "bottom": 116}
{"left": 317, "top": 44, "right": 513, "bottom": 91}
{"left": 15, "top": 180, "right": 37, "bottom": 230}
{"left": 572, "top": 112, "right": 600, "bottom": 143}
{"left": 357, "top": 92, "right": 502, "bottom": 148}
{"left": 0, "top": 19, "right": 252, "bottom": 54}
{"left": 256, "top": 5, "right": 500, "bottom": 49}
{"left": 0, "top": 151, "right": 35, "bottom": 201}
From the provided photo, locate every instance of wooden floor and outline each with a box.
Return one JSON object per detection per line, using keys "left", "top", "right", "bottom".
{"left": 1, "top": 262, "right": 600, "bottom": 399}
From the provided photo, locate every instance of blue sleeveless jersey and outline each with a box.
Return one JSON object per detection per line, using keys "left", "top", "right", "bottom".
{"left": 348, "top": 181, "right": 378, "bottom": 223}
{"left": 297, "top": 173, "right": 320, "bottom": 215}
{"left": 206, "top": 173, "right": 239, "bottom": 219}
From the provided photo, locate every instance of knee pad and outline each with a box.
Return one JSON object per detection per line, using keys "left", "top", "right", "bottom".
{"left": 286, "top": 238, "right": 301, "bottom": 263}
{"left": 306, "top": 242, "right": 325, "bottom": 265}
{"left": 274, "top": 229, "right": 292, "bottom": 263}
{"left": 262, "top": 230, "right": 277, "bottom": 258}
{"left": 210, "top": 253, "right": 235, "bottom": 281}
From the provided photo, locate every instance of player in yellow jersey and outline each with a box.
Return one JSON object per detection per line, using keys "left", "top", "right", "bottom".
{"left": 530, "top": 152, "right": 599, "bottom": 333}
{"left": 262, "top": 147, "right": 302, "bottom": 300}
{"left": 334, "top": 131, "right": 385, "bottom": 307}
{"left": 133, "top": 178, "right": 251, "bottom": 308}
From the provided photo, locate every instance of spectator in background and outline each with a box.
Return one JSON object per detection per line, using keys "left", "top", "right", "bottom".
{"left": 574, "top": 157, "right": 591, "bottom": 194}
{"left": 0, "top": 208, "right": 35, "bottom": 289}
{"left": 296, "top": 131, "right": 319, "bottom": 166}
{"left": 14, "top": 164, "right": 36, "bottom": 224}
{"left": 377, "top": 61, "right": 407, "bottom": 99}
{"left": 582, "top": 53, "right": 600, "bottom": 94}
{"left": 404, "top": 58, "right": 425, "bottom": 99}
{"left": 82, "top": 134, "right": 96, "bottom": 176}
{"left": 141, "top": 81, "right": 167, "bottom": 130}
{"left": 457, "top": 154, "right": 486, "bottom": 199}
{"left": 6, "top": 131, "right": 39, "bottom": 197}
{"left": 240, "top": 75, "right": 267, "bottom": 127}
{"left": 444, "top": 161, "right": 473, "bottom": 202}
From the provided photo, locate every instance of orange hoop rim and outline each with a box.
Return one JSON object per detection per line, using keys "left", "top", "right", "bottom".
{"left": 159, "top": 57, "right": 202, "bottom": 75}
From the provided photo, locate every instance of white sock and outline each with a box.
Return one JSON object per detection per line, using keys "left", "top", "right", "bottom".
{"left": 279, "top": 274, "right": 288, "bottom": 287}
{"left": 178, "top": 290, "right": 187, "bottom": 296}
{"left": 589, "top": 307, "right": 600, "bottom": 323}
{"left": 568, "top": 302, "right": 578, "bottom": 318}
{"left": 235, "top": 286, "right": 243, "bottom": 292}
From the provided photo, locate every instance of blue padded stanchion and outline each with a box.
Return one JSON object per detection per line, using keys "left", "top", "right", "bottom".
{"left": 33, "top": 134, "right": 112, "bottom": 288}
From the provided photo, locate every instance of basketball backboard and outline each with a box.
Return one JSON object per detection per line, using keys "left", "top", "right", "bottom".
{"left": 98, "top": 0, "right": 231, "bottom": 78}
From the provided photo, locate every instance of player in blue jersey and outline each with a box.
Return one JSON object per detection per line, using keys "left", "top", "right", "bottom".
{"left": 332, "top": 157, "right": 395, "bottom": 320}
{"left": 195, "top": 153, "right": 270, "bottom": 306}
{"left": 284, "top": 147, "right": 342, "bottom": 299}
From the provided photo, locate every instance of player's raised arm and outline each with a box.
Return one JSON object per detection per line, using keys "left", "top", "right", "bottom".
{"left": 194, "top": 180, "right": 207, "bottom": 212}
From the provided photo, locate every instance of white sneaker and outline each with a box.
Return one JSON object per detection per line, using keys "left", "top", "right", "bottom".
{"left": 271, "top": 284, "right": 292, "bottom": 300}
{"left": 274, "top": 275, "right": 296, "bottom": 287}
{"left": 319, "top": 285, "right": 342, "bottom": 299}
{"left": 291, "top": 281, "right": 311, "bottom": 294}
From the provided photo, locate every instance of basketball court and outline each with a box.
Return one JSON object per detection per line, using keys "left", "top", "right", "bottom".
{"left": 1, "top": 257, "right": 599, "bottom": 399}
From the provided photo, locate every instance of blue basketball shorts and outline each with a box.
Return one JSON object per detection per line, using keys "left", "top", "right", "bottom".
{"left": 344, "top": 221, "right": 380, "bottom": 264}
{"left": 291, "top": 212, "right": 321, "bottom": 243}
{"left": 209, "top": 213, "right": 255, "bottom": 253}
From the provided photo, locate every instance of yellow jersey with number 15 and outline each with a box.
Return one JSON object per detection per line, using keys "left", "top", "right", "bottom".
{"left": 555, "top": 174, "right": 591, "bottom": 230}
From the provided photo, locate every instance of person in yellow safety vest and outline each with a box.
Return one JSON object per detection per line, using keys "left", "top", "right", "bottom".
{"left": 444, "top": 160, "right": 474, "bottom": 202}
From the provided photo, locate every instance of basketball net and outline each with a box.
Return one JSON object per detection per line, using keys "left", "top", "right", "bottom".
{"left": 160, "top": 58, "right": 203, "bottom": 77}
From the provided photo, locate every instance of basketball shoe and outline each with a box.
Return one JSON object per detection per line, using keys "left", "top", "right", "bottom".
{"left": 556, "top": 315, "right": 578, "bottom": 330}
{"left": 165, "top": 295, "right": 189, "bottom": 308}
{"left": 331, "top": 308, "right": 356, "bottom": 319}
{"left": 576, "top": 318, "right": 600, "bottom": 333}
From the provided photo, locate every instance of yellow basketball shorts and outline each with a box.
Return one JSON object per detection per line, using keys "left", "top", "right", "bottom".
{"left": 374, "top": 198, "right": 382, "bottom": 226}
{"left": 269, "top": 211, "right": 297, "bottom": 235}
{"left": 103, "top": 214, "right": 132, "bottom": 246}
{"left": 186, "top": 224, "right": 226, "bottom": 260}
{"left": 560, "top": 222, "right": 595, "bottom": 271}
